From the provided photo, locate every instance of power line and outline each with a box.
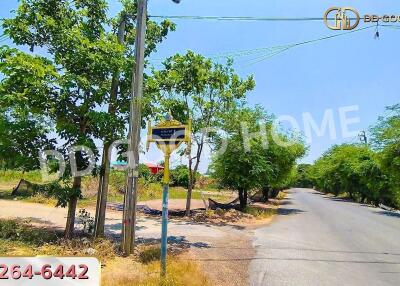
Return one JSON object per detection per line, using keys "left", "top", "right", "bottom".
{"left": 247, "top": 25, "right": 377, "bottom": 66}
{"left": 149, "top": 25, "right": 378, "bottom": 66}
{"left": 149, "top": 15, "right": 360, "bottom": 22}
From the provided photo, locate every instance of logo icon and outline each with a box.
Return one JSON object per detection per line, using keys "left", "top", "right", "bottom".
{"left": 324, "top": 7, "right": 360, "bottom": 30}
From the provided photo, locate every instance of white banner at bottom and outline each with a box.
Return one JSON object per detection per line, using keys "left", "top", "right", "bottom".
{"left": 0, "top": 257, "right": 100, "bottom": 286}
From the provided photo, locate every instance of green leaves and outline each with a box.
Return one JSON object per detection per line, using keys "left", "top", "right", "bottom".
{"left": 0, "top": 0, "right": 176, "bottom": 155}
{"left": 153, "top": 51, "right": 255, "bottom": 133}
{"left": 0, "top": 109, "right": 55, "bottom": 171}
{"left": 211, "top": 107, "right": 306, "bottom": 193}
{"left": 370, "top": 104, "right": 400, "bottom": 208}
{"left": 310, "top": 144, "right": 391, "bottom": 206}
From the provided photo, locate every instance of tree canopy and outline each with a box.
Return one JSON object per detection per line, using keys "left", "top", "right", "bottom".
{"left": 211, "top": 107, "right": 306, "bottom": 209}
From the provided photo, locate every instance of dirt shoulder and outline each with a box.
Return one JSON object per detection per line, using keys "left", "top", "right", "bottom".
{"left": 187, "top": 227, "right": 254, "bottom": 286}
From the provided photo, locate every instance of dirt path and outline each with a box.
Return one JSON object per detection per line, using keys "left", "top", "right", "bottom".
{"left": 0, "top": 199, "right": 254, "bottom": 285}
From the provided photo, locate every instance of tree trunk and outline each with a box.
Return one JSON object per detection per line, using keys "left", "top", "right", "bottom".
{"left": 262, "top": 186, "right": 270, "bottom": 202}
{"left": 94, "top": 143, "right": 111, "bottom": 237}
{"left": 186, "top": 141, "right": 204, "bottom": 216}
{"left": 65, "top": 176, "right": 81, "bottom": 239}
{"left": 238, "top": 189, "right": 247, "bottom": 210}
{"left": 93, "top": 16, "right": 126, "bottom": 236}
{"left": 185, "top": 155, "right": 194, "bottom": 216}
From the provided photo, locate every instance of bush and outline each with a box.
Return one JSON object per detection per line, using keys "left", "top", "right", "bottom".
{"left": 139, "top": 164, "right": 152, "bottom": 181}
{"left": 109, "top": 170, "right": 126, "bottom": 194}
{"left": 170, "top": 165, "right": 190, "bottom": 188}
{"left": 138, "top": 245, "right": 161, "bottom": 264}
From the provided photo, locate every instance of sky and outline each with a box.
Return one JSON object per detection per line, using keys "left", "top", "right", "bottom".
{"left": 1, "top": 0, "right": 400, "bottom": 172}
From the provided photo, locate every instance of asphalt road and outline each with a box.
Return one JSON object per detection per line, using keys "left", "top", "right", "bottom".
{"left": 250, "top": 188, "right": 400, "bottom": 286}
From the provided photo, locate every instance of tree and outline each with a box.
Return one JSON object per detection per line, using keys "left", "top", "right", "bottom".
{"left": 310, "top": 144, "right": 386, "bottom": 205}
{"left": 262, "top": 126, "right": 306, "bottom": 200}
{"left": 0, "top": 109, "right": 55, "bottom": 171}
{"left": 211, "top": 107, "right": 306, "bottom": 209}
{"left": 293, "top": 164, "right": 314, "bottom": 188}
{"left": 211, "top": 135, "right": 267, "bottom": 209}
{"left": 152, "top": 51, "right": 255, "bottom": 215}
{"left": 0, "top": 0, "right": 174, "bottom": 238}
{"left": 371, "top": 104, "right": 400, "bottom": 208}
{"left": 170, "top": 165, "right": 199, "bottom": 188}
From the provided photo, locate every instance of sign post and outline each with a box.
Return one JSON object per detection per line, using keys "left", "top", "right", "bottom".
{"left": 146, "top": 114, "right": 191, "bottom": 278}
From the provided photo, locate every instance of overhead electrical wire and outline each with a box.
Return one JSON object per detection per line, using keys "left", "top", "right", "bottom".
{"left": 149, "top": 15, "right": 360, "bottom": 22}
{"left": 149, "top": 25, "right": 381, "bottom": 67}
{"left": 244, "top": 25, "right": 376, "bottom": 66}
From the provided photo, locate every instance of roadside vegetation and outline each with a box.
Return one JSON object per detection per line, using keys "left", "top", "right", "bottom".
{"left": 0, "top": 168, "right": 233, "bottom": 207}
{"left": 295, "top": 104, "right": 400, "bottom": 209}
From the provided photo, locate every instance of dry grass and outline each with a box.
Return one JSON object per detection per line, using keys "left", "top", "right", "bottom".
{"left": 102, "top": 257, "right": 211, "bottom": 286}
{"left": 276, "top": 191, "right": 287, "bottom": 200}
{"left": 243, "top": 206, "right": 277, "bottom": 219}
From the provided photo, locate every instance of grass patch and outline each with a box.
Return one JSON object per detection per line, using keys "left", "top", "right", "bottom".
{"left": 138, "top": 245, "right": 161, "bottom": 264}
{"left": 276, "top": 191, "right": 287, "bottom": 200}
{"left": 102, "top": 257, "right": 210, "bottom": 286}
{"left": 0, "top": 219, "right": 60, "bottom": 246}
{"left": 0, "top": 219, "right": 115, "bottom": 260}
{"left": 243, "top": 206, "right": 277, "bottom": 219}
{"left": 0, "top": 170, "right": 43, "bottom": 184}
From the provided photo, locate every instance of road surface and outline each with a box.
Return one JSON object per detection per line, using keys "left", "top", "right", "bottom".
{"left": 250, "top": 188, "right": 400, "bottom": 286}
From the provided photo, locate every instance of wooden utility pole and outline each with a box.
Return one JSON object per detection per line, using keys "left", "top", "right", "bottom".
{"left": 122, "top": 0, "right": 148, "bottom": 256}
{"left": 94, "top": 14, "right": 127, "bottom": 238}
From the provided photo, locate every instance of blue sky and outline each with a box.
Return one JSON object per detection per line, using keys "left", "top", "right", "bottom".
{"left": 1, "top": 0, "right": 400, "bottom": 172}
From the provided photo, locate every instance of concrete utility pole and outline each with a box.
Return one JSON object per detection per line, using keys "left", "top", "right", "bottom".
{"left": 94, "top": 14, "right": 126, "bottom": 238}
{"left": 122, "top": 0, "right": 148, "bottom": 256}
{"left": 121, "top": 0, "right": 182, "bottom": 256}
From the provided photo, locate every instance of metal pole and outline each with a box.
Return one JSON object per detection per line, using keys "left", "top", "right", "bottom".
{"left": 161, "top": 151, "right": 170, "bottom": 277}
{"left": 122, "top": 0, "right": 148, "bottom": 256}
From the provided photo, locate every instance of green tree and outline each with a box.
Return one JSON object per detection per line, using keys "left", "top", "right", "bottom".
{"left": 310, "top": 144, "right": 386, "bottom": 205}
{"left": 371, "top": 104, "right": 400, "bottom": 208}
{"left": 0, "top": 0, "right": 174, "bottom": 238}
{"left": 152, "top": 51, "right": 255, "bottom": 215}
{"left": 211, "top": 107, "right": 306, "bottom": 209}
{"left": 294, "top": 164, "right": 314, "bottom": 188}
{"left": 0, "top": 108, "right": 55, "bottom": 171}
{"left": 170, "top": 165, "right": 199, "bottom": 188}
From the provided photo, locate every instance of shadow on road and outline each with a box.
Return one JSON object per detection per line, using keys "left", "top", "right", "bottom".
{"left": 376, "top": 210, "right": 400, "bottom": 218}
{"left": 277, "top": 208, "right": 306, "bottom": 216}
{"left": 276, "top": 197, "right": 293, "bottom": 206}
{"left": 136, "top": 236, "right": 211, "bottom": 249}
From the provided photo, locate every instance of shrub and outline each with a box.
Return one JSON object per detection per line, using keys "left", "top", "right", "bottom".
{"left": 170, "top": 165, "right": 190, "bottom": 188}
{"left": 138, "top": 245, "right": 161, "bottom": 264}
